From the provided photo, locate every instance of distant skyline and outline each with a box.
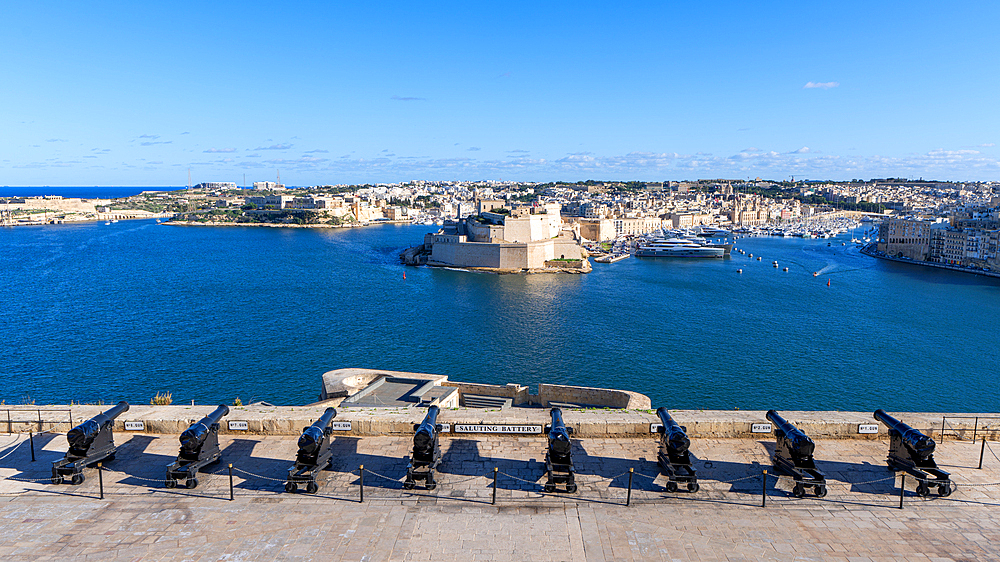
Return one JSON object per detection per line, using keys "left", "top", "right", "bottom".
{"left": 2, "top": 1, "right": 999, "bottom": 185}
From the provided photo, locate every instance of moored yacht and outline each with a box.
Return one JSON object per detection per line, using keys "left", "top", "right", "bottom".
{"left": 634, "top": 237, "right": 725, "bottom": 258}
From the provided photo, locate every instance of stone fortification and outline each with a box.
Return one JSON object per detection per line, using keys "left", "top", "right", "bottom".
{"left": 320, "top": 368, "right": 649, "bottom": 409}
{"left": 9, "top": 404, "right": 997, "bottom": 441}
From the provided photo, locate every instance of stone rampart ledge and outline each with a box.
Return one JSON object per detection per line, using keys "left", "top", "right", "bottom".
{"left": 6, "top": 406, "right": 999, "bottom": 440}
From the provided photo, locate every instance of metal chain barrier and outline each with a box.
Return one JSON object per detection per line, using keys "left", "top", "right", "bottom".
{"left": 0, "top": 439, "right": 27, "bottom": 463}
{"left": 497, "top": 470, "right": 540, "bottom": 486}
{"left": 230, "top": 467, "right": 288, "bottom": 484}
{"left": 361, "top": 467, "right": 404, "bottom": 484}
{"left": 987, "top": 440, "right": 1000, "bottom": 464}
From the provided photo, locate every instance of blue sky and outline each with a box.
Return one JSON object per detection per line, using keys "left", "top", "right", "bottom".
{"left": 2, "top": 1, "right": 999, "bottom": 185}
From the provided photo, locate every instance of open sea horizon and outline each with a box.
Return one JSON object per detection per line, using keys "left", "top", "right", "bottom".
{"left": 2, "top": 219, "right": 998, "bottom": 412}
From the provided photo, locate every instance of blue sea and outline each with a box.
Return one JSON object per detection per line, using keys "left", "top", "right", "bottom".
{"left": 2, "top": 219, "right": 998, "bottom": 411}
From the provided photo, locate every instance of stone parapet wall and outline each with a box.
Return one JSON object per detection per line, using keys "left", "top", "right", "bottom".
{"left": 8, "top": 405, "right": 998, "bottom": 440}
{"left": 538, "top": 383, "right": 651, "bottom": 409}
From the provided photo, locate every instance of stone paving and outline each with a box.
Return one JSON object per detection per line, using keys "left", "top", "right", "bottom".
{"left": 0, "top": 432, "right": 999, "bottom": 561}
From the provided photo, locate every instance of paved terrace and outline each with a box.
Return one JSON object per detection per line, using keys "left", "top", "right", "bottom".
{"left": 1, "top": 432, "right": 999, "bottom": 561}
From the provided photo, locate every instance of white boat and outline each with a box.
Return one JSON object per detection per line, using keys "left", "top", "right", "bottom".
{"left": 634, "top": 238, "right": 725, "bottom": 258}
{"left": 696, "top": 226, "right": 730, "bottom": 237}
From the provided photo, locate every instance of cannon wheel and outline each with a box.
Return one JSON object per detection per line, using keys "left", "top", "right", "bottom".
{"left": 285, "top": 482, "right": 298, "bottom": 493}
{"left": 915, "top": 483, "right": 929, "bottom": 497}
{"left": 306, "top": 482, "right": 318, "bottom": 494}
{"left": 426, "top": 483, "right": 437, "bottom": 491}
{"left": 544, "top": 484, "right": 556, "bottom": 493}
{"left": 186, "top": 478, "right": 199, "bottom": 489}
{"left": 938, "top": 484, "right": 952, "bottom": 497}
{"left": 165, "top": 478, "right": 177, "bottom": 489}
{"left": 71, "top": 473, "right": 85, "bottom": 486}
{"left": 402, "top": 481, "right": 415, "bottom": 490}
{"left": 51, "top": 475, "right": 63, "bottom": 485}
{"left": 687, "top": 482, "right": 699, "bottom": 493}
{"left": 665, "top": 481, "right": 678, "bottom": 493}
{"left": 792, "top": 483, "right": 805, "bottom": 498}
{"left": 566, "top": 484, "right": 577, "bottom": 493}
{"left": 814, "top": 485, "right": 827, "bottom": 498}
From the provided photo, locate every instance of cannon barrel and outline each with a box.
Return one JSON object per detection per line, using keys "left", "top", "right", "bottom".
{"left": 656, "top": 407, "right": 690, "bottom": 455}
{"left": 413, "top": 406, "right": 440, "bottom": 454}
{"left": 874, "top": 409, "right": 935, "bottom": 459}
{"left": 179, "top": 405, "right": 230, "bottom": 452}
{"left": 548, "top": 408, "right": 571, "bottom": 456}
{"left": 766, "top": 410, "right": 815, "bottom": 458}
{"left": 67, "top": 401, "right": 129, "bottom": 450}
{"left": 297, "top": 408, "right": 338, "bottom": 455}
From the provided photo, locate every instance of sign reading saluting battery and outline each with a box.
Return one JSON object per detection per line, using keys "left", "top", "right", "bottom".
{"left": 454, "top": 424, "right": 542, "bottom": 434}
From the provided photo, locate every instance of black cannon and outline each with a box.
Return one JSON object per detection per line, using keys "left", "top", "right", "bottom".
{"left": 544, "top": 408, "right": 576, "bottom": 493}
{"left": 404, "top": 405, "right": 443, "bottom": 490}
{"left": 52, "top": 401, "right": 129, "bottom": 485}
{"left": 874, "top": 409, "right": 951, "bottom": 496}
{"left": 655, "top": 408, "right": 698, "bottom": 493}
{"left": 166, "top": 405, "right": 229, "bottom": 489}
{"left": 766, "top": 410, "right": 826, "bottom": 498}
{"left": 286, "top": 407, "right": 338, "bottom": 493}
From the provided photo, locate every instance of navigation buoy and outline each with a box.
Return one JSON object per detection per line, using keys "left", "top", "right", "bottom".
{"left": 403, "top": 272, "right": 407, "bottom": 280}
{"left": 827, "top": 279, "right": 831, "bottom": 287}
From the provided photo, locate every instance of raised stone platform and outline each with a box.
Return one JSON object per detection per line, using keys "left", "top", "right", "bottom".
{"left": 1, "top": 432, "right": 999, "bottom": 561}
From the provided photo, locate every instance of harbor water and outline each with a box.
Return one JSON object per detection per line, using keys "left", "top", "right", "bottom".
{"left": 2, "top": 220, "right": 998, "bottom": 411}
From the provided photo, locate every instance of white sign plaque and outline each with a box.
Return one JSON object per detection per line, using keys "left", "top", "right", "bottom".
{"left": 438, "top": 423, "right": 451, "bottom": 433}
{"left": 454, "top": 424, "right": 542, "bottom": 434}
{"left": 858, "top": 424, "right": 879, "bottom": 434}
{"left": 228, "top": 420, "right": 249, "bottom": 431}
{"left": 650, "top": 423, "right": 663, "bottom": 433}
{"left": 751, "top": 423, "right": 772, "bottom": 433}
{"left": 330, "top": 421, "right": 352, "bottom": 431}
{"left": 123, "top": 421, "right": 144, "bottom": 431}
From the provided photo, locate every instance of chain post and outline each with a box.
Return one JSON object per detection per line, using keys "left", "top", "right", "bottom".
{"left": 626, "top": 468, "right": 634, "bottom": 506}
{"left": 898, "top": 474, "right": 905, "bottom": 509}
{"left": 98, "top": 463, "right": 104, "bottom": 500}
{"left": 979, "top": 438, "right": 986, "bottom": 470}
{"left": 761, "top": 470, "right": 767, "bottom": 508}
{"left": 229, "top": 464, "right": 234, "bottom": 501}
{"left": 29, "top": 432, "right": 35, "bottom": 462}
{"left": 359, "top": 465, "right": 364, "bottom": 503}
{"left": 973, "top": 417, "right": 978, "bottom": 443}
{"left": 492, "top": 467, "right": 498, "bottom": 505}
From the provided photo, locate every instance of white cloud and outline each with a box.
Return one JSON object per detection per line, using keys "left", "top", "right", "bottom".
{"left": 804, "top": 82, "right": 839, "bottom": 89}
{"left": 980, "top": 143, "right": 995, "bottom": 147}
{"left": 204, "top": 148, "right": 236, "bottom": 153}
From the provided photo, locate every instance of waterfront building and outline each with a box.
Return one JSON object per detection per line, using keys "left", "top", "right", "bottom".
{"left": 194, "top": 182, "right": 237, "bottom": 190}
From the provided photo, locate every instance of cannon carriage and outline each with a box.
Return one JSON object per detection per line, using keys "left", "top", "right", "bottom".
{"left": 52, "top": 401, "right": 129, "bottom": 485}
{"left": 766, "top": 410, "right": 827, "bottom": 498}
{"left": 543, "top": 408, "right": 576, "bottom": 493}
{"left": 286, "top": 407, "right": 338, "bottom": 493}
{"left": 874, "top": 409, "right": 951, "bottom": 496}
{"left": 165, "top": 405, "right": 229, "bottom": 489}
{"left": 655, "top": 408, "right": 698, "bottom": 493}
{"left": 404, "top": 406, "right": 443, "bottom": 490}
